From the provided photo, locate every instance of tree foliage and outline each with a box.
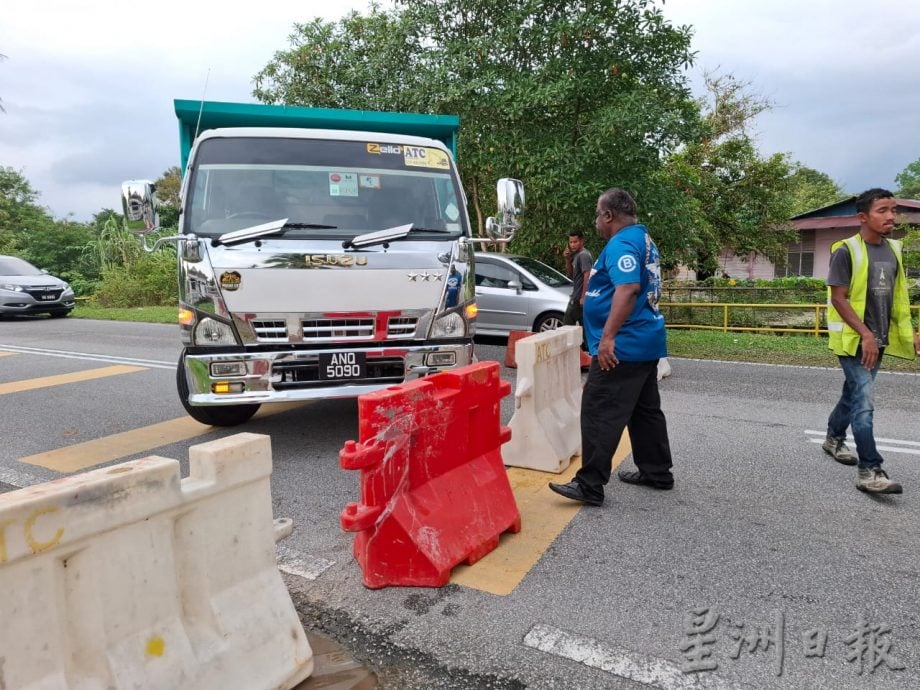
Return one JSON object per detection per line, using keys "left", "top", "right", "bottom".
{"left": 254, "top": 0, "right": 701, "bottom": 265}
{"left": 895, "top": 156, "right": 920, "bottom": 200}
{"left": 786, "top": 164, "right": 847, "bottom": 216}
{"left": 154, "top": 166, "right": 182, "bottom": 229}
{"left": 0, "top": 167, "right": 50, "bottom": 255}
{"left": 662, "top": 73, "right": 797, "bottom": 277}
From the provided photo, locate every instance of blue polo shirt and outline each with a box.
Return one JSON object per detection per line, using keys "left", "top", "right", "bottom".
{"left": 582, "top": 224, "right": 667, "bottom": 361}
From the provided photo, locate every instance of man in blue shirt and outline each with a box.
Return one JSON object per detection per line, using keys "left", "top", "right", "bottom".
{"left": 549, "top": 188, "right": 674, "bottom": 506}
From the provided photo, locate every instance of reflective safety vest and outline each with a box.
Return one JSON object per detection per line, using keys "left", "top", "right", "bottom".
{"left": 826, "top": 234, "right": 915, "bottom": 360}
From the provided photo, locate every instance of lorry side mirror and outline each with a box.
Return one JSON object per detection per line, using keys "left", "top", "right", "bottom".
{"left": 121, "top": 180, "right": 160, "bottom": 234}
{"left": 485, "top": 178, "right": 524, "bottom": 242}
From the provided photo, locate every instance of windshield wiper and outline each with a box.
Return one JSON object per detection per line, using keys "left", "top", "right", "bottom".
{"left": 343, "top": 223, "right": 414, "bottom": 249}
{"left": 213, "top": 219, "right": 338, "bottom": 247}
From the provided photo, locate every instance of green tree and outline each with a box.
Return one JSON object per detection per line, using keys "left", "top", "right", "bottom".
{"left": 895, "top": 156, "right": 920, "bottom": 200}
{"left": 786, "top": 164, "right": 847, "bottom": 216}
{"left": 154, "top": 166, "right": 181, "bottom": 229}
{"left": 662, "top": 73, "right": 798, "bottom": 278}
{"left": 254, "top": 0, "right": 700, "bottom": 265}
{"left": 0, "top": 167, "right": 54, "bottom": 255}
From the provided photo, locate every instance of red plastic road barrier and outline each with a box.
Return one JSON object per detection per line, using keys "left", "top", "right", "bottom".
{"left": 504, "top": 330, "right": 533, "bottom": 369}
{"left": 340, "top": 361, "right": 521, "bottom": 589}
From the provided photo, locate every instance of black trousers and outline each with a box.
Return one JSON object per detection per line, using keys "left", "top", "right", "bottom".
{"left": 576, "top": 358, "right": 673, "bottom": 501}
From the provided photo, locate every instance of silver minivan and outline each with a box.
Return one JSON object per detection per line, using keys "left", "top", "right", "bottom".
{"left": 0, "top": 256, "right": 75, "bottom": 318}
{"left": 473, "top": 252, "right": 572, "bottom": 336}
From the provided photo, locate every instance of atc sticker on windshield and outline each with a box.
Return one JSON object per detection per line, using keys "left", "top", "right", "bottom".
{"left": 403, "top": 146, "right": 450, "bottom": 170}
{"left": 329, "top": 172, "right": 359, "bottom": 197}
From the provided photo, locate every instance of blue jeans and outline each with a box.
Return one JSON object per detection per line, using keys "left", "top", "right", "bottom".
{"left": 827, "top": 350, "right": 883, "bottom": 469}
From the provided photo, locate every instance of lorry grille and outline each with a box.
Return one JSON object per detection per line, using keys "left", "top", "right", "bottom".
{"left": 301, "top": 318, "right": 375, "bottom": 342}
{"left": 251, "top": 319, "right": 288, "bottom": 342}
{"left": 248, "top": 315, "right": 421, "bottom": 343}
{"left": 271, "top": 357, "right": 405, "bottom": 389}
{"left": 387, "top": 317, "right": 418, "bottom": 338}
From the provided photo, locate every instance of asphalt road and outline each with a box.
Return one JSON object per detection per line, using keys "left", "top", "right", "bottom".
{"left": 2, "top": 318, "right": 919, "bottom": 689}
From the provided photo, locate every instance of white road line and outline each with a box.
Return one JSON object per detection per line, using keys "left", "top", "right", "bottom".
{"left": 806, "top": 438, "right": 920, "bottom": 456}
{"left": 805, "top": 430, "right": 920, "bottom": 447}
{"left": 674, "top": 356, "right": 920, "bottom": 377}
{"left": 0, "top": 344, "right": 174, "bottom": 370}
{"left": 523, "top": 624, "right": 730, "bottom": 689}
{"left": 805, "top": 430, "right": 920, "bottom": 456}
{"left": 276, "top": 544, "right": 335, "bottom": 580}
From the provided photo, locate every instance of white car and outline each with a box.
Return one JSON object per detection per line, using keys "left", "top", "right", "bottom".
{"left": 0, "top": 256, "right": 75, "bottom": 318}
{"left": 473, "top": 252, "right": 572, "bottom": 336}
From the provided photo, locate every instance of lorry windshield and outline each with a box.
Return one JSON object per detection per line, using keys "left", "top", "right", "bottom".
{"left": 185, "top": 137, "right": 466, "bottom": 241}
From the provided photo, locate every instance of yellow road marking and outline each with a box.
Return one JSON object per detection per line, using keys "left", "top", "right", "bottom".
{"left": 0, "top": 365, "right": 146, "bottom": 396}
{"left": 0, "top": 351, "right": 17, "bottom": 357}
{"left": 451, "top": 433, "right": 632, "bottom": 596}
{"left": 20, "top": 402, "right": 307, "bottom": 473}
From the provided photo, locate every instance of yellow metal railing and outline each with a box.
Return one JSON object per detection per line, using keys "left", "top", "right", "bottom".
{"left": 660, "top": 302, "right": 920, "bottom": 336}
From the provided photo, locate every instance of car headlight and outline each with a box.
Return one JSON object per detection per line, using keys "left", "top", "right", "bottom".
{"left": 0, "top": 284, "right": 24, "bottom": 292}
{"left": 193, "top": 317, "right": 239, "bottom": 346}
{"left": 61, "top": 282, "right": 73, "bottom": 293}
{"left": 431, "top": 312, "right": 466, "bottom": 338}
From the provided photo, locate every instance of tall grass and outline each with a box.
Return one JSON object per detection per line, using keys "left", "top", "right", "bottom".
{"left": 84, "top": 218, "right": 176, "bottom": 307}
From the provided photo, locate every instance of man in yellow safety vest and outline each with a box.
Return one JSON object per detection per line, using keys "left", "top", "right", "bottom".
{"left": 825, "top": 188, "right": 920, "bottom": 493}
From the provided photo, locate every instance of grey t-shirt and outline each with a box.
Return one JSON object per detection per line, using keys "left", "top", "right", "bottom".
{"left": 826, "top": 240, "right": 897, "bottom": 346}
{"left": 571, "top": 248, "right": 593, "bottom": 302}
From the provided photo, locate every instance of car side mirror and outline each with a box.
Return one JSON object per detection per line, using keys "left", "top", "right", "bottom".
{"left": 507, "top": 279, "right": 523, "bottom": 294}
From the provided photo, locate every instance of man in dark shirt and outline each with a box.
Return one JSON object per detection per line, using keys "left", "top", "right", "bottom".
{"left": 824, "top": 188, "right": 920, "bottom": 494}
{"left": 563, "top": 229, "right": 593, "bottom": 349}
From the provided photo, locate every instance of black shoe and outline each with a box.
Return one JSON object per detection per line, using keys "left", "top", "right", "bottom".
{"left": 617, "top": 470, "right": 674, "bottom": 490}
{"left": 548, "top": 480, "right": 603, "bottom": 506}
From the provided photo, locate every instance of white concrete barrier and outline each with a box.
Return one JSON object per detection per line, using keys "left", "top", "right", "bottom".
{"left": 504, "top": 326, "right": 582, "bottom": 473}
{"left": 0, "top": 433, "right": 313, "bottom": 690}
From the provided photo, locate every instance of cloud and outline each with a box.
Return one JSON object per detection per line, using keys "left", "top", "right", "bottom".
{"left": 2, "top": 0, "right": 920, "bottom": 219}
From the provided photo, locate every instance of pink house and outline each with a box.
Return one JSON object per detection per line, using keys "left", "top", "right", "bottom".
{"left": 716, "top": 198, "right": 920, "bottom": 280}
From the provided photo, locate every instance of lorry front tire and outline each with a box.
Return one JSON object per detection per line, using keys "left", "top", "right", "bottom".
{"left": 177, "top": 353, "right": 260, "bottom": 427}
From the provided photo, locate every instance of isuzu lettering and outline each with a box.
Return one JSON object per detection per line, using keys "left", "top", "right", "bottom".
{"left": 122, "top": 100, "right": 521, "bottom": 426}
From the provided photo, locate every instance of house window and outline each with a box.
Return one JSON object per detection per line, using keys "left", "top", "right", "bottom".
{"left": 775, "top": 230, "right": 815, "bottom": 277}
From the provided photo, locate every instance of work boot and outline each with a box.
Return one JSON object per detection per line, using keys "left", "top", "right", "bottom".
{"left": 822, "top": 436, "right": 857, "bottom": 466}
{"left": 856, "top": 467, "right": 903, "bottom": 494}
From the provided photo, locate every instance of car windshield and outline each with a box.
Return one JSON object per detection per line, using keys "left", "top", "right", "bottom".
{"left": 0, "top": 257, "right": 42, "bottom": 276}
{"left": 508, "top": 256, "right": 571, "bottom": 288}
{"left": 185, "top": 137, "right": 466, "bottom": 241}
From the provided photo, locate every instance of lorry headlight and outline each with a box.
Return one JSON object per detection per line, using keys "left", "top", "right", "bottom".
{"left": 194, "top": 317, "right": 239, "bottom": 346}
{"left": 431, "top": 312, "right": 466, "bottom": 338}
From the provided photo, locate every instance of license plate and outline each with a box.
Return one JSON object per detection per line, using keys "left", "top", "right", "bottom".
{"left": 40, "top": 294, "right": 57, "bottom": 301}
{"left": 318, "top": 352, "right": 366, "bottom": 380}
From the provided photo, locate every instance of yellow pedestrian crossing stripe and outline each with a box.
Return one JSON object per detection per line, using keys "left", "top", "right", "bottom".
{"left": 0, "top": 365, "right": 146, "bottom": 396}
{"left": 20, "top": 403, "right": 306, "bottom": 473}
{"left": 451, "top": 434, "right": 631, "bottom": 596}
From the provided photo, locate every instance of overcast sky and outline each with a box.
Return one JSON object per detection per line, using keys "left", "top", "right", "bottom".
{"left": 2, "top": 0, "right": 919, "bottom": 222}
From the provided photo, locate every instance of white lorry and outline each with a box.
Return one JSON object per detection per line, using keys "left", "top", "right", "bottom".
{"left": 122, "top": 99, "right": 521, "bottom": 426}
